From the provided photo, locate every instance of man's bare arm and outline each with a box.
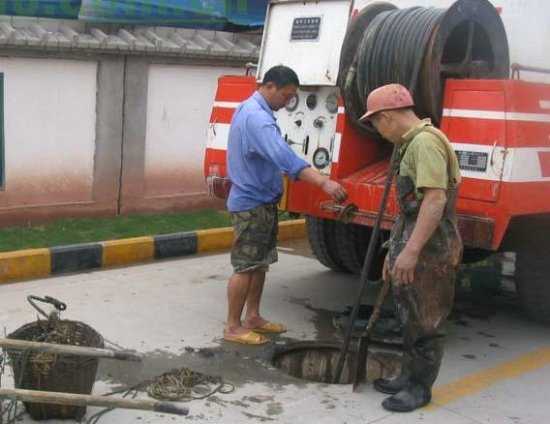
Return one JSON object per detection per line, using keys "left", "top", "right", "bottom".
{"left": 298, "top": 167, "right": 347, "bottom": 202}
{"left": 391, "top": 188, "right": 447, "bottom": 284}
{"left": 406, "top": 188, "right": 447, "bottom": 253}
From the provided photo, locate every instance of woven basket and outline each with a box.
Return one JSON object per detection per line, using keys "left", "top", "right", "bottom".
{"left": 7, "top": 319, "right": 104, "bottom": 420}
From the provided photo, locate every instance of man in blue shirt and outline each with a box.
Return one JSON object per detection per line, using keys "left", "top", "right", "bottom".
{"left": 224, "top": 66, "right": 347, "bottom": 345}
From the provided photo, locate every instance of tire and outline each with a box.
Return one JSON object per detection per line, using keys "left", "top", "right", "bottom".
{"left": 333, "top": 222, "right": 367, "bottom": 274}
{"left": 516, "top": 247, "right": 550, "bottom": 325}
{"left": 461, "top": 248, "right": 493, "bottom": 264}
{"left": 333, "top": 222, "right": 386, "bottom": 279}
{"left": 305, "top": 216, "right": 348, "bottom": 272}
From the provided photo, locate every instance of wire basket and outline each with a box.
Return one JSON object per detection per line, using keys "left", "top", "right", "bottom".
{"left": 7, "top": 299, "right": 104, "bottom": 420}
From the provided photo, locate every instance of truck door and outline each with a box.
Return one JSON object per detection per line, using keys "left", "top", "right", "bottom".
{"left": 441, "top": 82, "right": 507, "bottom": 203}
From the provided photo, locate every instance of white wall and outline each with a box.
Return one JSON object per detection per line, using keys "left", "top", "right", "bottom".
{"left": 0, "top": 57, "right": 97, "bottom": 206}
{"left": 144, "top": 64, "right": 243, "bottom": 197}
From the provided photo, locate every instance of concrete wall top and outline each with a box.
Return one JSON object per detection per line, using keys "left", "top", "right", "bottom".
{"left": 0, "top": 15, "right": 261, "bottom": 61}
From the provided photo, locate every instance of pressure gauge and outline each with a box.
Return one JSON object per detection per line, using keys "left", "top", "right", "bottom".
{"left": 313, "top": 147, "right": 330, "bottom": 169}
{"left": 325, "top": 93, "right": 339, "bottom": 114}
{"left": 285, "top": 94, "right": 299, "bottom": 112}
{"left": 306, "top": 93, "right": 318, "bottom": 110}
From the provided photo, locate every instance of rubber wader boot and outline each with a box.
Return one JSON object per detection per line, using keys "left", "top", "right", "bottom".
{"left": 381, "top": 383, "right": 431, "bottom": 413}
{"left": 374, "top": 370, "right": 410, "bottom": 395}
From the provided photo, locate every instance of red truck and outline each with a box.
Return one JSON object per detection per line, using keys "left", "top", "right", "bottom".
{"left": 204, "top": 0, "right": 550, "bottom": 323}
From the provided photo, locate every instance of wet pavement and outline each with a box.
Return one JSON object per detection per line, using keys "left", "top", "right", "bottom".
{"left": 1, "top": 240, "right": 549, "bottom": 423}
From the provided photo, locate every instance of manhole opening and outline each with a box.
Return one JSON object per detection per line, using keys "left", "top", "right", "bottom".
{"left": 272, "top": 341, "right": 403, "bottom": 385}
{"left": 272, "top": 342, "right": 355, "bottom": 385}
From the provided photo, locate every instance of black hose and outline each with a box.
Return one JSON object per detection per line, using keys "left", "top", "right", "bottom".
{"left": 340, "top": 0, "right": 509, "bottom": 131}
{"left": 343, "top": 6, "right": 444, "bottom": 132}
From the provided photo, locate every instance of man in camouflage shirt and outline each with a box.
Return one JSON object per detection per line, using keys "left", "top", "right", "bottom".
{"left": 360, "top": 84, "right": 463, "bottom": 412}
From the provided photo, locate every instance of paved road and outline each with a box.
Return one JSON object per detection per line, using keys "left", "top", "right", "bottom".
{"left": 0, "top": 240, "right": 548, "bottom": 423}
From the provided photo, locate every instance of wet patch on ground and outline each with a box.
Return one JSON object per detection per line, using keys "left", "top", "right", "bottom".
{"left": 97, "top": 342, "right": 306, "bottom": 392}
{"left": 95, "top": 301, "right": 353, "bottom": 422}
{"left": 286, "top": 296, "right": 340, "bottom": 341}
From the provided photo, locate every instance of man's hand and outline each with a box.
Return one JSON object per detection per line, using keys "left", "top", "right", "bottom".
{"left": 392, "top": 247, "right": 419, "bottom": 285}
{"left": 388, "top": 188, "right": 446, "bottom": 285}
{"left": 321, "top": 179, "right": 347, "bottom": 202}
{"left": 297, "top": 168, "right": 347, "bottom": 202}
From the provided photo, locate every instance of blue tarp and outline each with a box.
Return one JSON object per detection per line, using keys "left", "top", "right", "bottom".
{"left": 0, "top": 0, "right": 81, "bottom": 19}
{"left": 79, "top": 0, "right": 268, "bottom": 30}
{"left": 0, "top": 0, "right": 267, "bottom": 30}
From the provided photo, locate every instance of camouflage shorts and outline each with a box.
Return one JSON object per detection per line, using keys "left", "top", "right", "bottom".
{"left": 230, "top": 203, "right": 279, "bottom": 274}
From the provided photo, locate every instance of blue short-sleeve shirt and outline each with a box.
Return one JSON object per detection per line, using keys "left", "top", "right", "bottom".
{"left": 227, "top": 91, "right": 310, "bottom": 212}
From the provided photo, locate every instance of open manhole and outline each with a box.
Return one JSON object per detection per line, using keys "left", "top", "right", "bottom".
{"left": 272, "top": 341, "right": 403, "bottom": 385}
{"left": 272, "top": 342, "right": 355, "bottom": 384}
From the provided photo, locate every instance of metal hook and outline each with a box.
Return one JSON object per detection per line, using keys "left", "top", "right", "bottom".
{"left": 27, "top": 296, "right": 67, "bottom": 320}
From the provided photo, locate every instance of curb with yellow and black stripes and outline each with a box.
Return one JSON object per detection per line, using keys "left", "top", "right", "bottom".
{"left": 0, "top": 219, "right": 306, "bottom": 285}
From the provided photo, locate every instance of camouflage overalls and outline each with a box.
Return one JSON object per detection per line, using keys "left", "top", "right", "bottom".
{"left": 388, "top": 122, "right": 463, "bottom": 390}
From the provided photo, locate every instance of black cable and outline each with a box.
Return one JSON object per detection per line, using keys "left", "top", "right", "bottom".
{"left": 342, "top": 6, "right": 445, "bottom": 130}
{"left": 357, "top": 7, "right": 443, "bottom": 108}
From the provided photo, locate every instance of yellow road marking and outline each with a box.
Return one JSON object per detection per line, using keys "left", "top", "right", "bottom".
{"left": 427, "top": 347, "right": 550, "bottom": 410}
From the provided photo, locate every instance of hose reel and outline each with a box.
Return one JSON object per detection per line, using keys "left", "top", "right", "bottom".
{"left": 338, "top": 0, "right": 510, "bottom": 134}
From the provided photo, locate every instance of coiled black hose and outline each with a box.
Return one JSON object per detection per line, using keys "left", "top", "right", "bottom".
{"left": 342, "top": 6, "right": 443, "bottom": 134}
{"left": 339, "top": 0, "right": 509, "bottom": 134}
{"left": 358, "top": 8, "right": 442, "bottom": 105}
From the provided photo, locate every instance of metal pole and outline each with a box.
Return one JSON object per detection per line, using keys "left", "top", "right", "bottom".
{"left": 0, "top": 339, "right": 142, "bottom": 362}
{"left": 0, "top": 388, "right": 189, "bottom": 416}
{"left": 333, "top": 146, "right": 398, "bottom": 383}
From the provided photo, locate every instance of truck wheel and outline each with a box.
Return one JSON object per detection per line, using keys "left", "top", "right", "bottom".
{"left": 461, "top": 248, "right": 493, "bottom": 264}
{"left": 333, "top": 222, "right": 367, "bottom": 274}
{"left": 333, "top": 222, "right": 385, "bottom": 279}
{"left": 305, "top": 216, "right": 348, "bottom": 272}
{"left": 516, "top": 248, "right": 550, "bottom": 325}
